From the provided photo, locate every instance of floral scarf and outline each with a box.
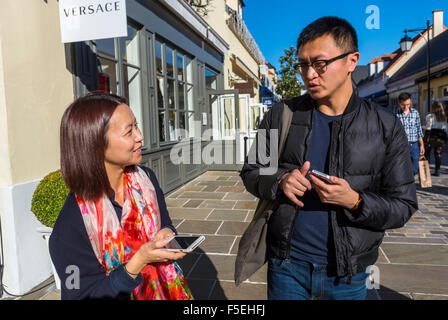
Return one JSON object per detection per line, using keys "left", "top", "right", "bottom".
{"left": 76, "top": 166, "right": 193, "bottom": 300}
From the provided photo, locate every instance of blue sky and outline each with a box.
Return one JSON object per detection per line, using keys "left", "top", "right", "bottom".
{"left": 243, "top": 0, "right": 448, "bottom": 71}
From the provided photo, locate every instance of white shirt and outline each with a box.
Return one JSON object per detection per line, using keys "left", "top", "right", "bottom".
{"left": 426, "top": 114, "right": 448, "bottom": 133}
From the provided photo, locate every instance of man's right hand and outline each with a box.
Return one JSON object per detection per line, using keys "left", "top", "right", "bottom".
{"left": 278, "top": 161, "right": 312, "bottom": 207}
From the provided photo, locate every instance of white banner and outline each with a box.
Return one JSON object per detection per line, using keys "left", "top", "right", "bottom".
{"left": 59, "top": 0, "right": 127, "bottom": 43}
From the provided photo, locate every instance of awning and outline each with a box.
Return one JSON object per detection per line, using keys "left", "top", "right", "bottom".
{"left": 232, "top": 54, "right": 261, "bottom": 86}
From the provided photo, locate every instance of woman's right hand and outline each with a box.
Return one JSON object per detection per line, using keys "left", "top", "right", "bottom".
{"left": 124, "top": 235, "right": 186, "bottom": 278}
{"left": 136, "top": 238, "right": 186, "bottom": 264}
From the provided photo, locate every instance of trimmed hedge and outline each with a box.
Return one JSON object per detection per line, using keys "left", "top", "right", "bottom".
{"left": 31, "top": 170, "right": 69, "bottom": 228}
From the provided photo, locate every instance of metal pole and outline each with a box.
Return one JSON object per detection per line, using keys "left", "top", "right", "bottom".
{"left": 427, "top": 19, "right": 431, "bottom": 113}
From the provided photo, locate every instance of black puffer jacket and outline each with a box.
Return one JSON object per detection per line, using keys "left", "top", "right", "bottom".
{"left": 240, "top": 93, "right": 418, "bottom": 279}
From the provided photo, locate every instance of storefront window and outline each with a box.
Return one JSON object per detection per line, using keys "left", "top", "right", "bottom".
{"left": 168, "top": 110, "right": 176, "bottom": 141}
{"left": 158, "top": 110, "right": 166, "bottom": 142}
{"left": 206, "top": 69, "right": 217, "bottom": 89}
{"left": 177, "top": 53, "right": 184, "bottom": 82}
{"left": 155, "top": 37, "right": 195, "bottom": 142}
{"left": 186, "top": 57, "right": 193, "bottom": 84}
{"left": 96, "top": 38, "right": 118, "bottom": 94}
{"left": 166, "top": 46, "right": 174, "bottom": 78}
{"left": 178, "top": 83, "right": 185, "bottom": 110}
{"left": 121, "top": 25, "right": 139, "bottom": 66}
{"left": 167, "top": 79, "right": 175, "bottom": 108}
{"left": 94, "top": 23, "right": 143, "bottom": 130}
{"left": 96, "top": 38, "right": 115, "bottom": 59}
{"left": 156, "top": 41, "right": 163, "bottom": 74}
{"left": 121, "top": 23, "right": 143, "bottom": 139}
{"left": 157, "top": 75, "right": 166, "bottom": 142}
{"left": 97, "top": 57, "right": 118, "bottom": 94}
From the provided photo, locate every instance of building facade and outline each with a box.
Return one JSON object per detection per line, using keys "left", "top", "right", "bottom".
{"left": 0, "top": 0, "right": 268, "bottom": 295}
{"left": 358, "top": 10, "right": 445, "bottom": 111}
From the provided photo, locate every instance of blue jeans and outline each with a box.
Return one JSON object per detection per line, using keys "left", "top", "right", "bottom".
{"left": 409, "top": 142, "right": 420, "bottom": 175}
{"left": 267, "top": 257, "right": 368, "bottom": 300}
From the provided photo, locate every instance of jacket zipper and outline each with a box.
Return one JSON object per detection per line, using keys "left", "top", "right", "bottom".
{"left": 285, "top": 108, "right": 314, "bottom": 259}
{"left": 336, "top": 118, "right": 354, "bottom": 283}
{"left": 329, "top": 119, "right": 345, "bottom": 276}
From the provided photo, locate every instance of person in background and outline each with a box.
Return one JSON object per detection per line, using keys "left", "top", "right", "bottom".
{"left": 395, "top": 92, "right": 425, "bottom": 176}
{"left": 425, "top": 101, "right": 448, "bottom": 176}
{"left": 49, "top": 91, "right": 193, "bottom": 300}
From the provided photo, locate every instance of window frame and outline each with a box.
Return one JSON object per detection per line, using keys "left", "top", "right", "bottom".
{"left": 154, "top": 36, "right": 196, "bottom": 144}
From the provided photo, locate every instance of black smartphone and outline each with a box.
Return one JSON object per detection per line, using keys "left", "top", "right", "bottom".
{"left": 309, "top": 169, "right": 333, "bottom": 184}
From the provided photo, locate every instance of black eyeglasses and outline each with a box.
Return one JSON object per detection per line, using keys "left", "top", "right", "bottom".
{"left": 295, "top": 52, "right": 355, "bottom": 75}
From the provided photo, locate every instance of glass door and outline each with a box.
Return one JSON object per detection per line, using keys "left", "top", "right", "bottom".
{"left": 206, "top": 89, "right": 241, "bottom": 169}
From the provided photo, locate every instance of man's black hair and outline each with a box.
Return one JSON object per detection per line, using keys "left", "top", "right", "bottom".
{"left": 398, "top": 92, "right": 412, "bottom": 102}
{"left": 297, "top": 16, "right": 358, "bottom": 53}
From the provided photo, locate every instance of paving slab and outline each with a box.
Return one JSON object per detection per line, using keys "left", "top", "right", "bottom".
{"left": 375, "top": 263, "right": 448, "bottom": 295}
{"left": 197, "top": 181, "right": 237, "bottom": 187}
{"left": 224, "top": 193, "right": 258, "bottom": 201}
{"left": 183, "top": 199, "right": 204, "bottom": 208}
{"left": 411, "top": 293, "right": 448, "bottom": 300}
{"left": 234, "top": 201, "right": 258, "bottom": 210}
{"left": 216, "top": 186, "right": 247, "bottom": 193}
{"left": 189, "top": 254, "right": 236, "bottom": 281}
{"left": 177, "top": 252, "right": 203, "bottom": 278}
{"left": 186, "top": 279, "right": 217, "bottom": 300}
{"left": 207, "top": 209, "right": 248, "bottom": 221}
{"left": 168, "top": 207, "right": 213, "bottom": 220}
{"left": 217, "top": 221, "right": 250, "bottom": 236}
{"left": 177, "top": 191, "right": 227, "bottom": 200}
{"left": 198, "top": 200, "right": 237, "bottom": 209}
{"left": 380, "top": 244, "right": 448, "bottom": 265}
{"left": 165, "top": 198, "right": 189, "bottom": 207}
{"left": 199, "top": 235, "right": 237, "bottom": 254}
{"left": 177, "top": 220, "right": 222, "bottom": 235}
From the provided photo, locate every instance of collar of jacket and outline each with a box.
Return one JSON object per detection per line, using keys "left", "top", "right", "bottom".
{"left": 285, "top": 90, "right": 361, "bottom": 116}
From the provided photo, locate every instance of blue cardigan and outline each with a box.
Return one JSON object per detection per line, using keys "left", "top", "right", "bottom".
{"left": 49, "top": 166, "right": 176, "bottom": 300}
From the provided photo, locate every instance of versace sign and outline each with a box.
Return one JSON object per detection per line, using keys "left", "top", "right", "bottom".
{"left": 59, "top": 0, "right": 127, "bottom": 43}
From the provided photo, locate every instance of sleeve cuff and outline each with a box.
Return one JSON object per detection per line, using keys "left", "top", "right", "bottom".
{"left": 258, "top": 168, "right": 290, "bottom": 200}
{"left": 109, "top": 264, "right": 143, "bottom": 296}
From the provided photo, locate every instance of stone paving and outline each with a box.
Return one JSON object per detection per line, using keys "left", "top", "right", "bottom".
{"left": 11, "top": 157, "right": 448, "bottom": 300}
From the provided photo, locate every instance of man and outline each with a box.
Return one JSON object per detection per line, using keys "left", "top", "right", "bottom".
{"left": 395, "top": 92, "right": 425, "bottom": 175}
{"left": 240, "top": 17, "right": 417, "bottom": 300}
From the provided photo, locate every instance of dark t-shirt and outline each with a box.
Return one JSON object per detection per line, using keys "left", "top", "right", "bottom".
{"left": 290, "top": 108, "right": 342, "bottom": 266}
{"left": 49, "top": 166, "right": 176, "bottom": 300}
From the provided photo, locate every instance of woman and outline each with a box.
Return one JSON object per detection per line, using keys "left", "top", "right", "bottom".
{"left": 425, "top": 101, "right": 448, "bottom": 176}
{"left": 49, "top": 92, "right": 193, "bottom": 300}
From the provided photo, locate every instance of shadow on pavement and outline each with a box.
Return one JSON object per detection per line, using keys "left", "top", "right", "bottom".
{"left": 177, "top": 248, "right": 227, "bottom": 300}
{"left": 377, "top": 286, "right": 412, "bottom": 300}
{"left": 416, "top": 184, "right": 448, "bottom": 196}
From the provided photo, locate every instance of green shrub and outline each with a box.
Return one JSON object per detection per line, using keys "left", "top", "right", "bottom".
{"left": 31, "top": 170, "right": 69, "bottom": 228}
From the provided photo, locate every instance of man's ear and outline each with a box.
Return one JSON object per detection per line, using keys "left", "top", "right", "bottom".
{"left": 348, "top": 52, "right": 360, "bottom": 72}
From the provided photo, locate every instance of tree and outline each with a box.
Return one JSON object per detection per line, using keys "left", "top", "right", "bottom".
{"left": 275, "top": 46, "right": 302, "bottom": 99}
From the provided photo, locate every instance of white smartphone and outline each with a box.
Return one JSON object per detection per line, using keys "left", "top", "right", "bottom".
{"left": 309, "top": 169, "right": 333, "bottom": 184}
{"left": 162, "top": 234, "right": 205, "bottom": 253}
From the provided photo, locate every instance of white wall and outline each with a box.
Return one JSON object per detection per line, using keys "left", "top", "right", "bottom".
{"left": 0, "top": 0, "right": 74, "bottom": 295}
{"left": 0, "top": 179, "right": 52, "bottom": 295}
